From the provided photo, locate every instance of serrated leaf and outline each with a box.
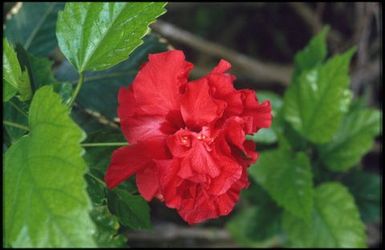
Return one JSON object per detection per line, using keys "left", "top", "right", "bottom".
{"left": 56, "top": 34, "right": 167, "bottom": 119}
{"left": 249, "top": 149, "right": 313, "bottom": 221}
{"left": 4, "top": 86, "right": 96, "bottom": 247}
{"left": 3, "top": 39, "right": 31, "bottom": 101}
{"left": 318, "top": 106, "right": 381, "bottom": 172}
{"left": 15, "top": 44, "right": 59, "bottom": 91}
{"left": 249, "top": 91, "right": 283, "bottom": 144}
{"left": 283, "top": 182, "right": 366, "bottom": 248}
{"left": 294, "top": 27, "right": 329, "bottom": 72}
{"left": 5, "top": 2, "right": 64, "bottom": 56}
{"left": 283, "top": 48, "right": 356, "bottom": 144}
{"left": 342, "top": 170, "right": 381, "bottom": 223}
{"left": 91, "top": 206, "right": 126, "bottom": 247}
{"left": 56, "top": 2, "right": 167, "bottom": 72}
{"left": 108, "top": 189, "right": 151, "bottom": 230}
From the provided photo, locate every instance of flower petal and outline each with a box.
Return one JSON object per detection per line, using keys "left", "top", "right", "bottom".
{"left": 181, "top": 78, "right": 226, "bottom": 129}
{"left": 132, "top": 50, "right": 193, "bottom": 116}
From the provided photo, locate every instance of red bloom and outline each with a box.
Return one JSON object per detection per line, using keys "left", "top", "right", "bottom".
{"left": 105, "top": 50, "right": 272, "bottom": 224}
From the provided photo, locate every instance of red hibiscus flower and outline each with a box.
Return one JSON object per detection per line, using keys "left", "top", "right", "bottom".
{"left": 105, "top": 50, "right": 272, "bottom": 224}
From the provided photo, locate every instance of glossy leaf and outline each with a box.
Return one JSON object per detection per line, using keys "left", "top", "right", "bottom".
{"left": 3, "top": 38, "right": 31, "bottom": 101}
{"left": 5, "top": 2, "right": 64, "bottom": 56}
{"left": 249, "top": 149, "right": 313, "bottom": 222}
{"left": 283, "top": 182, "right": 366, "bottom": 248}
{"left": 56, "top": 2, "right": 167, "bottom": 72}
{"left": 318, "top": 106, "right": 381, "bottom": 172}
{"left": 108, "top": 189, "right": 151, "bottom": 230}
{"left": 283, "top": 48, "right": 356, "bottom": 144}
{"left": 55, "top": 34, "right": 168, "bottom": 119}
{"left": 4, "top": 86, "right": 95, "bottom": 247}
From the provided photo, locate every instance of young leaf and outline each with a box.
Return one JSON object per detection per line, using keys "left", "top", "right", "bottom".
{"left": 342, "top": 170, "right": 381, "bottom": 223}
{"left": 107, "top": 189, "right": 151, "bottom": 230}
{"left": 3, "top": 39, "right": 31, "bottom": 101}
{"left": 283, "top": 48, "right": 356, "bottom": 144}
{"left": 4, "top": 86, "right": 95, "bottom": 247}
{"left": 294, "top": 26, "right": 329, "bottom": 73}
{"left": 249, "top": 149, "right": 313, "bottom": 222}
{"left": 318, "top": 106, "right": 381, "bottom": 172}
{"left": 5, "top": 2, "right": 64, "bottom": 56}
{"left": 283, "top": 182, "right": 366, "bottom": 248}
{"left": 56, "top": 2, "right": 167, "bottom": 72}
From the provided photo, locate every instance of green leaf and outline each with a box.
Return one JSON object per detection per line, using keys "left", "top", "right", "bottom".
{"left": 318, "top": 106, "right": 381, "bottom": 172}
{"left": 294, "top": 27, "right": 329, "bottom": 73}
{"left": 15, "top": 44, "right": 59, "bottom": 91}
{"left": 342, "top": 170, "right": 381, "bottom": 223}
{"left": 283, "top": 48, "right": 356, "bottom": 144}
{"left": 91, "top": 206, "right": 126, "bottom": 247}
{"left": 249, "top": 149, "right": 313, "bottom": 221}
{"left": 283, "top": 182, "right": 366, "bottom": 248}
{"left": 3, "top": 98, "right": 29, "bottom": 143}
{"left": 108, "top": 189, "right": 151, "bottom": 230}
{"left": 249, "top": 91, "right": 283, "bottom": 144}
{"left": 4, "top": 86, "right": 96, "bottom": 247}
{"left": 56, "top": 34, "right": 167, "bottom": 119}
{"left": 5, "top": 2, "right": 64, "bottom": 56}
{"left": 56, "top": 2, "right": 167, "bottom": 72}
{"left": 3, "top": 38, "right": 32, "bottom": 101}
{"left": 84, "top": 130, "right": 126, "bottom": 205}
{"left": 227, "top": 206, "right": 282, "bottom": 247}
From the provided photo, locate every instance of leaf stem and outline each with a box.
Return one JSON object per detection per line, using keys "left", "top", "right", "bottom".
{"left": 68, "top": 72, "right": 85, "bottom": 107}
{"left": 87, "top": 172, "right": 106, "bottom": 187}
{"left": 3, "top": 120, "right": 30, "bottom": 131}
{"left": 81, "top": 142, "right": 128, "bottom": 147}
{"left": 9, "top": 100, "right": 28, "bottom": 117}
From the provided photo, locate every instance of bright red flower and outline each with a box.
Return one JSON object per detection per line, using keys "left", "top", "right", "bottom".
{"left": 105, "top": 50, "right": 272, "bottom": 224}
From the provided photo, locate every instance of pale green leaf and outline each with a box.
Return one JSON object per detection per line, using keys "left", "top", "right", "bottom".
{"left": 108, "top": 189, "right": 151, "bottom": 230}
{"left": 5, "top": 2, "right": 64, "bottom": 56}
{"left": 283, "top": 48, "right": 356, "bottom": 143}
{"left": 318, "top": 106, "right": 381, "bottom": 172}
{"left": 249, "top": 149, "right": 313, "bottom": 221}
{"left": 3, "top": 38, "right": 31, "bottom": 101}
{"left": 283, "top": 182, "right": 366, "bottom": 248}
{"left": 56, "top": 2, "right": 167, "bottom": 72}
{"left": 4, "top": 86, "right": 96, "bottom": 247}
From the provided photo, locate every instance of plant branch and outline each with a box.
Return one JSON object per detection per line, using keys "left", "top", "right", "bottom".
{"left": 3, "top": 120, "right": 29, "bottom": 131}
{"left": 151, "top": 20, "right": 292, "bottom": 85}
